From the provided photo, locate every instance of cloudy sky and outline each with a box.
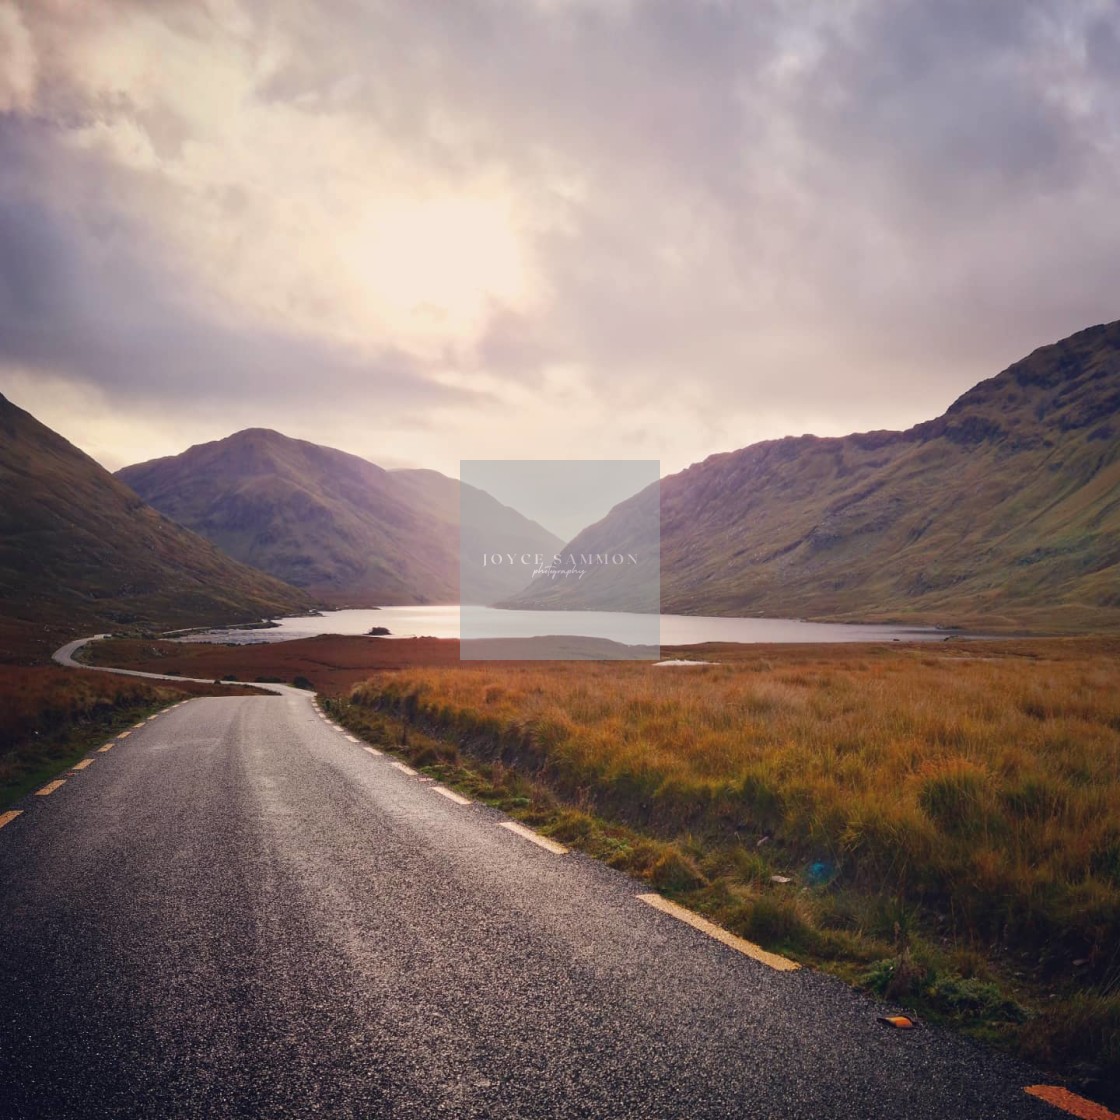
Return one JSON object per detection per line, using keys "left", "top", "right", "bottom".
{"left": 1, "top": 0, "right": 1118, "bottom": 478}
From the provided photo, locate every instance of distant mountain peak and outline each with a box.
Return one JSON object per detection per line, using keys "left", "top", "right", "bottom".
{"left": 118, "top": 432, "right": 563, "bottom": 607}
{"left": 0, "top": 396, "right": 310, "bottom": 656}
{"left": 512, "top": 318, "right": 1120, "bottom": 630}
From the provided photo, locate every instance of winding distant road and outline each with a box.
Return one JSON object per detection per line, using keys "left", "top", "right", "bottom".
{"left": 0, "top": 638, "right": 1076, "bottom": 1117}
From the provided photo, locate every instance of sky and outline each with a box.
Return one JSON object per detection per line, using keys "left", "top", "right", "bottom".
{"left": 1, "top": 0, "right": 1118, "bottom": 479}
{"left": 462, "top": 459, "right": 659, "bottom": 540}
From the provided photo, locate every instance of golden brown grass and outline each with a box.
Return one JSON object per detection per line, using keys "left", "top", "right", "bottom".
{"left": 341, "top": 638, "right": 1120, "bottom": 1096}
{"left": 361, "top": 643, "right": 1120, "bottom": 941}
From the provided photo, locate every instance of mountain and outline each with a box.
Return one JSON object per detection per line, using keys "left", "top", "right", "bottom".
{"left": 497, "top": 482, "right": 661, "bottom": 614}
{"left": 117, "top": 431, "right": 562, "bottom": 606}
{"left": 0, "top": 394, "right": 311, "bottom": 659}
{"left": 509, "top": 320, "right": 1120, "bottom": 631}
{"left": 391, "top": 468, "right": 565, "bottom": 604}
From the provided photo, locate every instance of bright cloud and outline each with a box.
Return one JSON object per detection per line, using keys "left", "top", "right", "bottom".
{"left": 1, "top": 0, "right": 1117, "bottom": 478}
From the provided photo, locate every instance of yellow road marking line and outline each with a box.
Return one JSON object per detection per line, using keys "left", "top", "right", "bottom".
{"left": 0, "top": 810, "right": 22, "bottom": 830}
{"left": 637, "top": 893, "right": 800, "bottom": 972}
{"left": 1025, "top": 1086, "right": 1120, "bottom": 1119}
{"left": 98, "top": 743, "right": 114, "bottom": 752}
{"left": 499, "top": 820, "right": 568, "bottom": 855}
{"left": 36, "top": 780, "right": 66, "bottom": 797}
{"left": 363, "top": 746, "right": 382, "bottom": 757}
{"left": 116, "top": 731, "right": 131, "bottom": 740}
{"left": 432, "top": 786, "right": 471, "bottom": 806}
{"left": 72, "top": 759, "right": 94, "bottom": 771}
{"left": 391, "top": 761, "right": 418, "bottom": 776}
{"left": 345, "top": 735, "right": 359, "bottom": 743}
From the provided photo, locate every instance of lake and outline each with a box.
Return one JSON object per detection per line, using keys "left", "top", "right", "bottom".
{"left": 178, "top": 605, "right": 951, "bottom": 645}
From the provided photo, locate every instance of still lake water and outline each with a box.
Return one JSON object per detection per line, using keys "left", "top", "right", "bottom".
{"left": 181, "top": 605, "right": 949, "bottom": 645}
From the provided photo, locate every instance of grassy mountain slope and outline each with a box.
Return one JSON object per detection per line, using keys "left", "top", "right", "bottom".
{"left": 0, "top": 394, "right": 311, "bottom": 660}
{"left": 392, "top": 468, "right": 564, "bottom": 604}
{"left": 118, "top": 432, "right": 561, "bottom": 606}
{"left": 498, "top": 483, "right": 660, "bottom": 613}
{"left": 514, "top": 320, "right": 1120, "bottom": 630}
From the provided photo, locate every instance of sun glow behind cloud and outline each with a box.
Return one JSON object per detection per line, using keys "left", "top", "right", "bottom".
{"left": 343, "top": 191, "right": 536, "bottom": 352}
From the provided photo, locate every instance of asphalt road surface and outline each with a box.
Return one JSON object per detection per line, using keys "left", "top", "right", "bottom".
{"left": 0, "top": 642, "right": 1070, "bottom": 1118}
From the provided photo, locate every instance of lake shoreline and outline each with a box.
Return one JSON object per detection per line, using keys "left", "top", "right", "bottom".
{"left": 170, "top": 604, "right": 964, "bottom": 648}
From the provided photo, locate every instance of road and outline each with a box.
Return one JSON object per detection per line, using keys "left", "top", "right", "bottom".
{"left": 0, "top": 640, "right": 1072, "bottom": 1117}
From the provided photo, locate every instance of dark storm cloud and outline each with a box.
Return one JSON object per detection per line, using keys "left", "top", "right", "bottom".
{"left": 769, "top": 0, "right": 1120, "bottom": 366}
{"left": 794, "top": 2, "right": 1092, "bottom": 215}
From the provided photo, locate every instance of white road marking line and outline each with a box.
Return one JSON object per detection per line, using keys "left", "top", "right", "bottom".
{"left": 71, "top": 759, "right": 94, "bottom": 771}
{"left": 345, "top": 735, "right": 359, "bottom": 743}
{"left": 0, "top": 810, "right": 22, "bottom": 830}
{"left": 391, "top": 761, "right": 418, "bottom": 776}
{"left": 499, "top": 821, "right": 568, "bottom": 855}
{"left": 637, "top": 893, "right": 800, "bottom": 972}
{"left": 363, "top": 746, "right": 383, "bottom": 757}
{"left": 36, "top": 780, "right": 66, "bottom": 797}
{"left": 432, "top": 786, "right": 471, "bottom": 806}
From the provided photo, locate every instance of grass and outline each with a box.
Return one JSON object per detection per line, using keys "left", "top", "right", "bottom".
{"left": 325, "top": 638, "right": 1120, "bottom": 1103}
{"left": 0, "top": 665, "right": 263, "bottom": 809}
